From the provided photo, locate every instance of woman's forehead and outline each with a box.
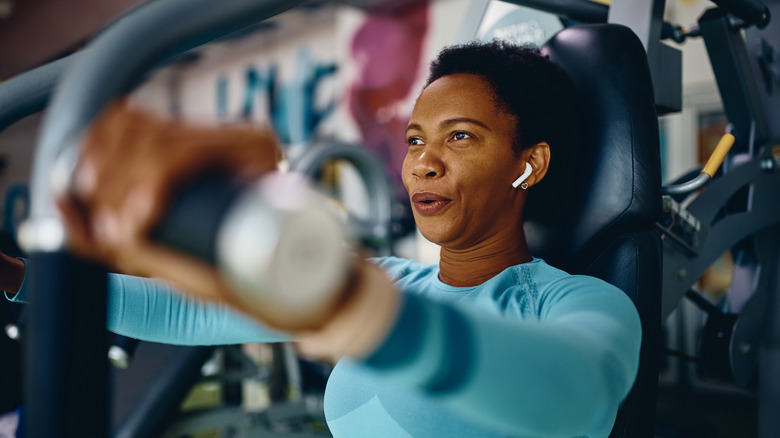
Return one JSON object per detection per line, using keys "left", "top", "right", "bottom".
{"left": 421, "top": 73, "right": 494, "bottom": 103}
{"left": 410, "top": 73, "right": 511, "bottom": 129}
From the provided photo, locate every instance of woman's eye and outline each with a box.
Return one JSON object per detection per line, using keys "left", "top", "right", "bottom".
{"left": 452, "top": 131, "right": 471, "bottom": 141}
{"left": 407, "top": 137, "right": 424, "bottom": 146}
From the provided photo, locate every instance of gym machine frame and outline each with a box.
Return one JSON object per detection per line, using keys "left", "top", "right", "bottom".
{"left": 506, "top": 0, "right": 780, "bottom": 436}
{"left": 10, "top": 0, "right": 780, "bottom": 437}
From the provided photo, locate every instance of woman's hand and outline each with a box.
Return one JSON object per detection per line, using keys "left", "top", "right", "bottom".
{"left": 295, "top": 259, "right": 401, "bottom": 362}
{"left": 57, "top": 99, "right": 401, "bottom": 357}
{"left": 58, "top": 99, "right": 281, "bottom": 304}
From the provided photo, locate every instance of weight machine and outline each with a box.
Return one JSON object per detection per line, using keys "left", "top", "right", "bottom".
{"left": 474, "top": 1, "right": 779, "bottom": 436}
{"left": 2, "top": 0, "right": 779, "bottom": 437}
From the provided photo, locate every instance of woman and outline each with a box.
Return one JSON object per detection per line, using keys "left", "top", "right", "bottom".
{"left": 3, "top": 40, "right": 640, "bottom": 437}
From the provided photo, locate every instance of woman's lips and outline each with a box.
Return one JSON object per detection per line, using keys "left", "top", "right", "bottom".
{"left": 411, "top": 192, "right": 452, "bottom": 216}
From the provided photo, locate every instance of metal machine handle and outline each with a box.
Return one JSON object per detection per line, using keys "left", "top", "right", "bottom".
{"left": 149, "top": 174, "right": 247, "bottom": 265}
{"left": 0, "top": 55, "right": 76, "bottom": 133}
{"left": 662, "top": 133, "right": 736, "bottom": 195}
{"left": 291, "top": 140, "right": 395, "bottom": 252}
{"left": 25, "top": 0, "right": 305, "bottom": 252}
{"left": 151, "top": 171, "right": 351, "bottom": 323}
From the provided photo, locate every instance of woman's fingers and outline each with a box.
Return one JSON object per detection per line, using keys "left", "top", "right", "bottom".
{"left": 56, "top": 198, "right": 100, "bottom": 261}
{"left": 115, "top": 239, "right": 230, "bottom": 303}
{"left": 59, "top": 99, "right": 282, "bottom": 279}
{"left": 294, "top": 261, "right": 401, "bottom": 362}
{"left": 55, "top": 100, "right": 400, "bottom": 357}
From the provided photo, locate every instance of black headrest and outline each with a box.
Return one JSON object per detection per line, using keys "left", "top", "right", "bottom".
{"left": 525, "top": 24, "right": 662, "bottom": 273}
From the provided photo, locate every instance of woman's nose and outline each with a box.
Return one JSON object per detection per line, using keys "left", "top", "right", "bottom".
{"left": 412, "top": 148, "right": 444, "bottom": 179}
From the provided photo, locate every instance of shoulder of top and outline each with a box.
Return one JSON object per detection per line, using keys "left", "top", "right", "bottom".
{"left": 548, "top": 273, "right": 624, "bottom": 295}
{"left": 370, "top": 256, "right": 429, "bottom": 278}
{"left": 370, "top": 255, "right": 413, "bottom": 269}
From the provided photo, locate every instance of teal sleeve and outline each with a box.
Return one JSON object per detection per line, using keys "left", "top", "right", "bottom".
{"left": 106, "top": 274, "right": 290, "bottom": 345}
{"left": 7, "top": 258, "right": 290, "bottom": 345}
{"left": 362, "top": 278, "right": 641, "bottom": 438}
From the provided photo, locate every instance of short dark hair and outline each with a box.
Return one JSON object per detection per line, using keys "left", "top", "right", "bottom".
{"left": 426, "top": 39, "right": 577, "bottom": 156}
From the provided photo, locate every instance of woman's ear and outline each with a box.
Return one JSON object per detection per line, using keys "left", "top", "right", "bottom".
{"left": 521, "top": 142, "right": 551, "bottom": 188}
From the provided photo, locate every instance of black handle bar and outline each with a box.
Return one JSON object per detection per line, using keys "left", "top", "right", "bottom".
{"left": 149, "top": 174, "right": 246, "bottom": 265}
{"left": 711, "top": 0, "right": 771, "bottom": 27}
{"left": 507, "top": 0, "right": 770, "bottom": 31}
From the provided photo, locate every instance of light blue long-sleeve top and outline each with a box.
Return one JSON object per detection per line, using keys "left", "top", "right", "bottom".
{"left": 8, "top": 256, "right": 641, "bottom": 437}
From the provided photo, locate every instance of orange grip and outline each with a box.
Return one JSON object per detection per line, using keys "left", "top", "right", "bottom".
{"left": 701, "top": 133, "right": 736, "bottom": 177}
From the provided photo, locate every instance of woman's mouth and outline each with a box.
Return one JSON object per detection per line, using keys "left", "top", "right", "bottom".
{"left": 411, "top": 192, "right": 452, "bottom": 216}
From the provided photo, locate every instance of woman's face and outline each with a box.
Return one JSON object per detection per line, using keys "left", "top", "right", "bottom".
{"left": 402, "top": 73, "right": 527, "bottom": 250}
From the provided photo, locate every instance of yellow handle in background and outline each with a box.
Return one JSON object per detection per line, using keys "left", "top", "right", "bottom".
{"left": 701, "top": 133, "right": 736, "bottom": 177}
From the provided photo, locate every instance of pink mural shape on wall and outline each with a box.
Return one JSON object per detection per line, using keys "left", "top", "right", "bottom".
{"left": 348, "top": 2, "right": 430, "bottom": 196}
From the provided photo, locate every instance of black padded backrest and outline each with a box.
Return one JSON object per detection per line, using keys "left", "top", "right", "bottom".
{"left": 527, "top": 24, "right": 662, "bottom": 273}
{"left": 529, "top": 24, "right": 663, "bottom": 438}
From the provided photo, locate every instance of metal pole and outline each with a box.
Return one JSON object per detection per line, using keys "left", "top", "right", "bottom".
{"left": 698, "top": 7, "right": 771, "bottom": 148}
{"left": 0, "top": 55, "right": 75, "bottom": 133}
{"left": 758, "top": 228, "right": 780, "bottom": 437}
{"left": 25, "top": 253, "right": 108, "bottom": 438}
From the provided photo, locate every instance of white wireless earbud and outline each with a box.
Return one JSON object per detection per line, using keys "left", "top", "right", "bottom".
{"left": 511, "top": 163, "right": 533, "bottom": 189}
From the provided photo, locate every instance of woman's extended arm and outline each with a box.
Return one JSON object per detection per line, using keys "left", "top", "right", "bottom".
{"left": 354, "top": 275, "right": 641, "bottom": 438}
{"left": 8, "top": 257, "right": 289, "bottom": 345}
{"left": 105, "top": 273, "right": 290, "bottom": 345}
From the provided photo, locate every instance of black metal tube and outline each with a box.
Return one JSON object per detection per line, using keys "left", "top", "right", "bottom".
{"left": 711, "top": 0, "right": 771, "bottom": 27}
{"left": 698, "top": 8, "right": 771, "bottom": 148}
{"left": 503, "top": 0, "right": 609, "bottom": 23}
{"left": 0, "top": 55, "right": 75, "bottom": 133}
{"left": 149, "top": 174, "right": 246, "bottom": 264}
{"left": 661, "top": 154, "right": 780, "bottom": 318}
{"left": 758, "top": 229, "right": 780, "bottom": 437}
{"left": 25, "top": 252, "right": 108, "bottom": 438}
